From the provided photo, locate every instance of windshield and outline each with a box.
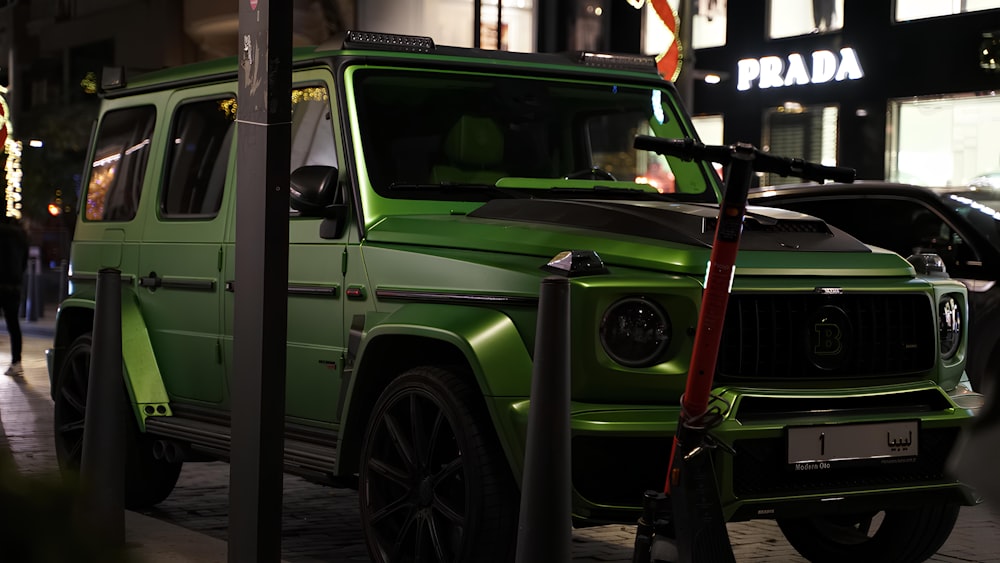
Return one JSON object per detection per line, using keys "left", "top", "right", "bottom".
{"left": 349, "top": 67, "right": 719, "bottom": 204}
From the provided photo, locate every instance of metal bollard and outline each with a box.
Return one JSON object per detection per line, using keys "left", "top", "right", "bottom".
{"left": 59, "top": 259, "right": 69, "bottom": 303}
{"left": 515, "top": 276, "right": 572, "bottom": 563}
{"left": 26, "top": 247, "right": 39, "bottom": 321}
{"left": 79, "top": 268, "right": 126, "bottom": 546}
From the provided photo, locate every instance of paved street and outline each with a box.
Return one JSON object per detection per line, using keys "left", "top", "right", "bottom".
{"left": 3, "top": 328, "right": 1000, "bottom": 562}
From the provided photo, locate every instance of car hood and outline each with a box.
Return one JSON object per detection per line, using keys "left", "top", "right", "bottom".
{"left": 365, "top": 198, "right": 915, "bottom": 277}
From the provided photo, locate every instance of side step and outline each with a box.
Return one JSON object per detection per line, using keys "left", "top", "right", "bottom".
{"left": 144, "top": 415, "right": 339, "bottom": 481}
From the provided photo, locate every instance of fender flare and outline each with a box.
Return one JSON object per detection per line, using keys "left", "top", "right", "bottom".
{"left": 53, "top": 293, "right": 171, "bottom": 430}
{"left": 335, "top": 303, "right": 534, "bottom": 475}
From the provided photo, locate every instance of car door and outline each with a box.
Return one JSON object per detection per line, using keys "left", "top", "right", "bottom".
{"left": 136, "top": 85, "right": 236, "bottom": 404}
{"left": 222, "top": 74, "right": 347, "bottom": 426}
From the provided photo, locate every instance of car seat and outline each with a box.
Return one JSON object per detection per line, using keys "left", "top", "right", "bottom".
{"left": 431, "top": 115, "right": 506, "bottom": 185}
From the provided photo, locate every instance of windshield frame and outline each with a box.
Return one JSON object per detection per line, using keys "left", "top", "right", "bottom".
{"left": 344, "top": 63, "right": 722, "bottom": 229}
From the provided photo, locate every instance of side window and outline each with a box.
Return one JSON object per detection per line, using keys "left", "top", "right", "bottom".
{"left": 779, "top": 197, "right": 979, "bottom": 270}
{"left": 290, "top": 86, "right": 336, "bottom": 171}
{"left": 85, "top": 106, "right": 156, "bottom": 221}
{"left": 161, "top": 97, "right": 236, "bottom": 218}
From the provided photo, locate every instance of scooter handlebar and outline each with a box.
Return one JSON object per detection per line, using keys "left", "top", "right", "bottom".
{"left": 753, "top": 150, "right": 856, "bottom": 184}
{"left": 633, "top": 135, "right": 856, "bottom": 184}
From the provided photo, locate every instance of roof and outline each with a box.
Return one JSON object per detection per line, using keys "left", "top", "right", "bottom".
{"left": 102, "top": 30, "right": 665, "bottom": 98}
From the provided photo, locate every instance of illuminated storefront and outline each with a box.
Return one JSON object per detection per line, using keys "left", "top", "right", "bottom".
{"left": 684, "top": 1, "right": 1000, "bottom": 184}
{"left": 358, "top": 0, "right": 538, "bottom": 52}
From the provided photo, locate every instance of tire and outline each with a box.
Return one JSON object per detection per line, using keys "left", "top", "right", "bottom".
{"left": 776, "top": 503, "right": 960, "bottom": 563}
{"left": 359, "top": 366, "right": 518, "bottom": 563}
{"left": 52, "top": 333, "right": 182, "bottom": 509}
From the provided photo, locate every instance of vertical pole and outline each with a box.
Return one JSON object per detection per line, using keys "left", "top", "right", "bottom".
{"left": 228, "top": 1, "right": 292, "bottom": 561}
{"left": 26, "top": 250, "right": 38, "bottom": 321}
{"left": 675, "top": 0, "right": 696, "bottom": 112}
{"left": 515, "top": 276, "right": 571, "bottom": 563}
{"left": 497, "top": 0, "right": 503, "bottom": 50}
{"left": 34, "top": 249, "right": 43, "bottom": 317}
{"left": 59, "top": 258, "right": 68, "bottom": 303}
{"left": 79, "top": 267, "right": 125, "bottom": 547}
{"left": 474, "top": 0, "right": 482, "bottom": 48}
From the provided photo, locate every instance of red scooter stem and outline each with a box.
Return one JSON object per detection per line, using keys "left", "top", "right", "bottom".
{"left": 665, "top": 147, "right": 755, "bottom": 494}
{"left": 630, "top": 136, "right": 854, "bottom": 563}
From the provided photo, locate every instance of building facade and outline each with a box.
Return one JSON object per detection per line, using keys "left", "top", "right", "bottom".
{"left": 686, "top": 0, "right": 1000, "bottom": 184}
{"left": 3, "top": 0, "right": 997, "bottom": 265}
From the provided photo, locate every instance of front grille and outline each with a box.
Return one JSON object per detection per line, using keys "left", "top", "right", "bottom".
{"left": 717, "top": 293, "right": 935, "bottom": 381}
{"left": 731, "top": 427, "right": 958, "bottom": 497}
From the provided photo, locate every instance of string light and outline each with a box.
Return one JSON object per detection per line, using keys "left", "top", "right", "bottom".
{"left": 0, "top": 85, "right": 21, "bottom": 220}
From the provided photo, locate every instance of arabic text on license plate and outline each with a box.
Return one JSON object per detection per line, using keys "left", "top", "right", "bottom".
{"left": 787, "top": 421, "right": 918, "bottom": 465}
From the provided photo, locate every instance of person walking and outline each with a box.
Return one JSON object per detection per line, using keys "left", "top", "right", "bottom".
{"left": 0, "top": 214, "right": 28, "bottom": 376}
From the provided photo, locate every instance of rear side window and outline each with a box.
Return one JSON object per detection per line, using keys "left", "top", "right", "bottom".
{"left": 85, "top": 106, "right": 156, "bottom": 221}
{"left": 161, "top": 97, "right": 236, "bottom": 218}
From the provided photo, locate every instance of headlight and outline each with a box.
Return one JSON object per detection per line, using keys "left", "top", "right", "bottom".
{"left": 939, "top": 293, "right": 962, "bottom": 359}
{"left": 600, "top": 297, "right": 671, "bottom": 367}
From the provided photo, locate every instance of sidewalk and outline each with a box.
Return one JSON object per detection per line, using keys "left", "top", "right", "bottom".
{"left": 0, "top": 313, "right": 281, "bottom": 563}
{"left": 125, "top": 511, "right": 234, "bottom": 563}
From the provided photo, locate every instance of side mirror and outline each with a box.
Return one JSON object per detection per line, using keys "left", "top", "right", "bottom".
{"left": 290, "top": 165, "right": 339, "bottom": 215}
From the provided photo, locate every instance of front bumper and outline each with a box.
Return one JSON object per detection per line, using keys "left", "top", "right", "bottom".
{"left": 505, "top": 381, "right": 979, "bottom": 525}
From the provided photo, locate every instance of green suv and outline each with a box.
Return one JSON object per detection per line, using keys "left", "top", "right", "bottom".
{"left": 49, "top": 31, "right": 980, "bottom": 563}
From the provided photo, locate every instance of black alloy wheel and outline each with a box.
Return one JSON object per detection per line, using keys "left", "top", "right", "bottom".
{"left": 52, "top": 333, "right": 182, "bottom": 508}
{"left": 777, "top": 503, "right": 960, "bottom": 563}
{"left": 359, "top": 366, "right": 517, "bottom": 563}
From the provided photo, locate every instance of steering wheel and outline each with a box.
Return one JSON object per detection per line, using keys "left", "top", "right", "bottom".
{"left": 564, "top": 167, "right": 618, "bottom": 181}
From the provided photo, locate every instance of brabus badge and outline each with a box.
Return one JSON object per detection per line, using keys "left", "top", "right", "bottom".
{"left": 815, "top": 287, "right": 843, "bottom": 295}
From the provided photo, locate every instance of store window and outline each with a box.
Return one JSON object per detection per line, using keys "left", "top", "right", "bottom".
{"left": 362, "top": 0, "right": 536, "bottom": 53}
{"left": 762, "top": 103, "right": 839, "bottom": 186}
{"left": 639, "top": 0, "right": 726, "bottom": 56}
{"left": 478, "top": 0, "right": 535, "bottom": 51}
{"left": 768, "top": 0, "right": 844, "bottom": 39}
{"left": 692, "top": 114, "right": 724, "bottom": 145}
{"left": 895, "top": 0, "right": 1000, "bottom": 21}
{"left": 692, "top": 0, "right": 728, "bottom": 49}
{"left": 888, "top": 94, "right": 1000, "bottom": 186}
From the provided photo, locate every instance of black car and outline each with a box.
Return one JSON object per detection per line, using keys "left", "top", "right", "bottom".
{"left": 749, "top": 181, "right": 1000, "bottom": 393}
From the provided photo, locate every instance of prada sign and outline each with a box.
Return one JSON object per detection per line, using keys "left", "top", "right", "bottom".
{"left": 737, "top": 47, "right": 864, "bottom": 91}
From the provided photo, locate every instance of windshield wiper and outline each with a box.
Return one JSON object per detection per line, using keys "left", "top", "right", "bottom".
{"left": 541, "top": 185, "right": 673, "bottom": 200}
{"left": 385, "top": 183, "right": 529, "bottom": 200}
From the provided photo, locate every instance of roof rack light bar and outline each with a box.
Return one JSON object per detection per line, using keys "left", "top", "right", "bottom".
{"left": 576, "top": 52, "right": 659, "bottom": 74}
{"left": 343, "top": 30, "right": 435, "bottom": 53}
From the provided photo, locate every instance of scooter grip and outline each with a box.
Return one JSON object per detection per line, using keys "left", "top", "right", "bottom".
{"left": 634, "top": 135, "right": 733, "bottom": 165}
{"left": 753, "top": 151, "right": 856, "bottom": 184}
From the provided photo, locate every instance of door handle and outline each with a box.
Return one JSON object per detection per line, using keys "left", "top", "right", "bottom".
{"left": 139, "top": 272, "right": 162, "bottom": 290}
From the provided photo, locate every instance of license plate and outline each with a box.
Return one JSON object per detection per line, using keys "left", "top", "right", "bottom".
{"left": 787, "top": 421, "right": 918, "bottom": 466}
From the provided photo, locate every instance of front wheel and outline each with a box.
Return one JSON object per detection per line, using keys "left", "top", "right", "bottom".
{"left": 776, "top": 503, "right": 960, "bottom": 563}
{"left": 52, "top": 333, "right": 182, "bottom": 509}
{"left": 359, "top": 366, "right": 518, "bottom": 563}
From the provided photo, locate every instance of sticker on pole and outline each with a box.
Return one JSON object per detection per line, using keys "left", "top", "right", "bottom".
{"left": 249, "top": 0, "right": 258, "bottom": 9}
